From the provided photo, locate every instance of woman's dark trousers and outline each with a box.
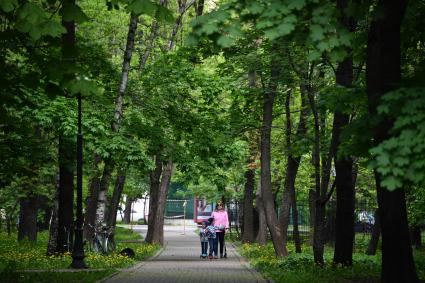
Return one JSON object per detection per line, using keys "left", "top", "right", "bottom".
{"left": 216, "top": 231, "right": 225, "bottom": 257}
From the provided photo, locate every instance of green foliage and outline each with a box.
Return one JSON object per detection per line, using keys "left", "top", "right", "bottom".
{"left": 0, "top": 228, "right": 159, "bottom": 271}
{"left": 15, "top": 2, "right": 66, "bottom": 40}
{"left": 368, "top": 87, "right": 425, "bottom": 190}
{"left": 0, "top": 270, "right": 115, "bottom": 283}
{"left": 240, "top": 242, "right": 425, "bottom": 282}
{"left": 0, "top": 0, "right": 18, "bottom": 12}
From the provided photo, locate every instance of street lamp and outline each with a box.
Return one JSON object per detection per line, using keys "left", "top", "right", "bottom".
{"left": 71, "top": 93, "right": 87, "bottom": 268}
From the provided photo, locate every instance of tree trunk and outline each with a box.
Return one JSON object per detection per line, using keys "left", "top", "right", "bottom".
{"left": 308, "top": 189, "right": 316, "bottom": 245}
{"left": 156, "top": 160, "right": 173, "bottom": 245}
{"left": 138, "top": 0, "right": 167, "bottom": 71}
{"left": 366, "top": 1, "right": 418, "bottom": 281}
{"left": 55, "top": 4, "right": 76, "bottom": 252}
{"left": 255, "top": 180, "right": 267, "bottom": 245}
{"left": 366, "top": 209, "right": 380, "bottom": 256}
{"left": 123, "top": 196, "right": 133, "bottom": 224}
{"left": 146, "top": 158, "right": 173, "bottom": 245}
{"left": 145, "top": 153, "right": 163, "bottom": 243}
{"left": 242, "top": 69, "right": 258, "bottom": 243}
{"left": 47, "top": 199, "right": 59, "bottom": 255}
{"left": 106, "top": 171, "right": 127, "bottom": 228}
{"left": 95, "top": 13, "right": 138, "bottom": 225}
{"left": 242, "top": 166, "right": 255, "bottom": 243}
{"left": 291, "top": 189, "right": 302, "bottom": 252}
{"left": 333, "top": 0, "right": 356, "bottom": 266}
{"left": 195, "top": 0, "right": 204, "bottom": 16}
{"left": 260, "top": 59, "right": 287, "bottom": 256}
{"left": 307, "top": 82, "right": 325, "bottom": 264}
{"left": 18, "top": 195, "right": 38, "bottom": 242}
{"left": 57, "top": 136, "right": 75, "bottom": 253}
{"left": 95, "top": 161, "right": 114, "bottom": 224}
{"left": 280, "top": 86, "right": 308, "bottom": 252}
{"left": 84, "top": 154, "right": 101, "bottom": 239}
{"left": 410, "top": 226, "right": 422, "bottom": 250}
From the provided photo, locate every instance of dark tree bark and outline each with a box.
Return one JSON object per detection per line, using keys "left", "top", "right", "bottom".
{"left": 57, "top": 137, "right": 74, "bottom": 253}
{"left": 167, "top": 1, "right": 193, "bottom": 50}
{"left": 242, "top": 166, "right": 255, "bottom": 243}
{"left": 156, "top": 160, "right": 173, "bottom": 244}
{"left": 308, "top": 189, "right": 316, "bottom": 245}
{"left": 366, "top": 1, "right": 418, "bottom": 281}
{"left": 260, "top": 58, "right": 287, "bottom": 256}
{"left": 280, "top": 85, "right": 308, "bottom": 253}
{"left": 291, "top": 189, "right": 302, "bottom": 253}
{"left": 366, "top": 209, "right": 381, "bottom": 256}
{"left": 195, "top": 0, "right": 204, "bottom": 16}
{"left": 255, "top": 182, "right": 268, "bottom": 245}
{"left": 55, "top": 1, "right": 76, "bottom": 252}
{"left": 307, "top": 82, "right": 325, "bottom": 264}
{"left": 106, "top": 171, "right": 127, "bottom": 228}
{"left": 47, "top": 198, "right": 59, "bottom": 255}
{"left": 145, "top": 153, "right": 163, "bottom": 243}
{"left": 84, "top": 154, "right": 101, "bottom": 239}
{"left": 18, "top": 195, "right": 38, "bottom": 242}
{"left": 145, "top": 159, "right": 173, "bottom": 245}
{"left": 242, "top": 70, "right": 258, "bottom": 244}
{"left": 333, "top": 0, "right": 356, "bottom": 266}
{"left": 95, "top": 13, "right": 139, "bottom": 225}
{"left": 138, "top": 0, "right": 167, "bottom": 71}
{"left": 123, "top": 196, "right": 133, "bottom": 224}
{"left": 410, "top": 226, "right": 422, "bottom": 250}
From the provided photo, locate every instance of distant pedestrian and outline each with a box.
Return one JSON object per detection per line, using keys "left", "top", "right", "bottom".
{"left": 210, "top": 201, "right": 229, "bottom": 258}
{"left": 199, "top": 221, "right": 209, "bottom": 259}
{"left": 206, "top": 217, "right": 218, "bottom": 259}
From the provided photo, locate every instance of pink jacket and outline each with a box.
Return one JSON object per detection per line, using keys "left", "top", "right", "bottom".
{"left": 211, "top": 210, "right": 229, "bottom": 232}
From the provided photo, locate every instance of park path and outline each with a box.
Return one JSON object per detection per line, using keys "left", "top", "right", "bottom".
{"left": 104, "top": 225, "right": 270, "bottom": 283}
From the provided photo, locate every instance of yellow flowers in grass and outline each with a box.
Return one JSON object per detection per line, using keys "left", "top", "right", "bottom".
{"left": 0, "top": 231, "right": 160, "bottom": 271}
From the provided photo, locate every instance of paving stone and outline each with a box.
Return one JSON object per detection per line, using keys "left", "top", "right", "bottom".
{"left": 105, "top": 225, "right": 270, "bottom": 283}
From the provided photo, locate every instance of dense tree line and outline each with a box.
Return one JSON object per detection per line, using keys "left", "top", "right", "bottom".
{"left": 1, "top": 0, "right": 424, "bottom": 282}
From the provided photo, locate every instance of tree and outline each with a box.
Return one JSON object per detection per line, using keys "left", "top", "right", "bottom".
{"left": 365, "top": 1, "right": 418, "bottom": 281}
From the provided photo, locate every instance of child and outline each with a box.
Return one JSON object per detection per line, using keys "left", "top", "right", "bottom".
{"left": 199, "top": 221, "right": 208, "bottom": 259}
{"left": 206, "top": 217, "right": 218, "bottom": 259}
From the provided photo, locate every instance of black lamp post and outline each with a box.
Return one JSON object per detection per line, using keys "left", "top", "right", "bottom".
{"left": 71, "top": 93, "right": 87, "bottom": 268}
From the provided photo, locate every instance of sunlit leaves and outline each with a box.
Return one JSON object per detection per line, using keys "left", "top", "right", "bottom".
{"left": 126, "top": 0, "right": 156, "bottom": 16}
{"left": 16, "top": 3, "right": 66, "bottom": 40}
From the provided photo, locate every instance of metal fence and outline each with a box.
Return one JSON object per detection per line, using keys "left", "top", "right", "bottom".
{"left": 163, "top": 198, "right": 423, "bottom": 247}
{"left": 164, "top": 199, "right": 194, "bottom": 220}
{"left": 227, "top": 199, "right": 424, "bottom": 247}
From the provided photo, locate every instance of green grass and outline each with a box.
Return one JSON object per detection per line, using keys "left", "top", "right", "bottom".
{"left": 114, "top": 226, "right": 143, "bottom": 242}
{"left": 0, "top": 270, "right": 115, "bottom": 283}
{"left": 239, "top": 242, "right": 425, "bottom": 283}
{"left": 0, "top": 227, "right": 160, "bottom": 282}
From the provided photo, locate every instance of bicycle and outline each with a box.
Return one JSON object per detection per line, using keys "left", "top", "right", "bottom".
{"left": 87, "top": 224, "right": 116, "bottom": 255}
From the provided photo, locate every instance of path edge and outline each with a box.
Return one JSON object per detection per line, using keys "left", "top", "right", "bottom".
{"left": 95, "top": 242, "right": 167, "bottom": 283}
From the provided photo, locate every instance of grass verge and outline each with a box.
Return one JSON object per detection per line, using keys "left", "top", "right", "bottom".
{"left": 0, "top": 227, "right": 160, "bottom": 282}
{"left": 239, "top": 242, "right": 425, "bottom": 283}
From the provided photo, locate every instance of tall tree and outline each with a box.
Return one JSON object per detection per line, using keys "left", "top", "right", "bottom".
{"left": 366, "top": 1, "right": 418, "bottom": 281}
{"left": 260, "top": 56, "right": 287, "bottom": 256}
{"left": 56, "top": 0, "right": 77, "bottom": 253}
{"left": 333, "top": 0, "right": 356, "bottom": 266}
{"left": 92, "top": 13, "right": 139, "bottom": 226}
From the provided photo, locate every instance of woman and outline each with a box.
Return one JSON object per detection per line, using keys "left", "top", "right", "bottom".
{"left": 210, "top": 201, "right": 229, "bottom": 258}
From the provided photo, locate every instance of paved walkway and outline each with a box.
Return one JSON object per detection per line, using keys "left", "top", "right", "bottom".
{"left": 105, "top": 225, "right": 270, "bottom": 283}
